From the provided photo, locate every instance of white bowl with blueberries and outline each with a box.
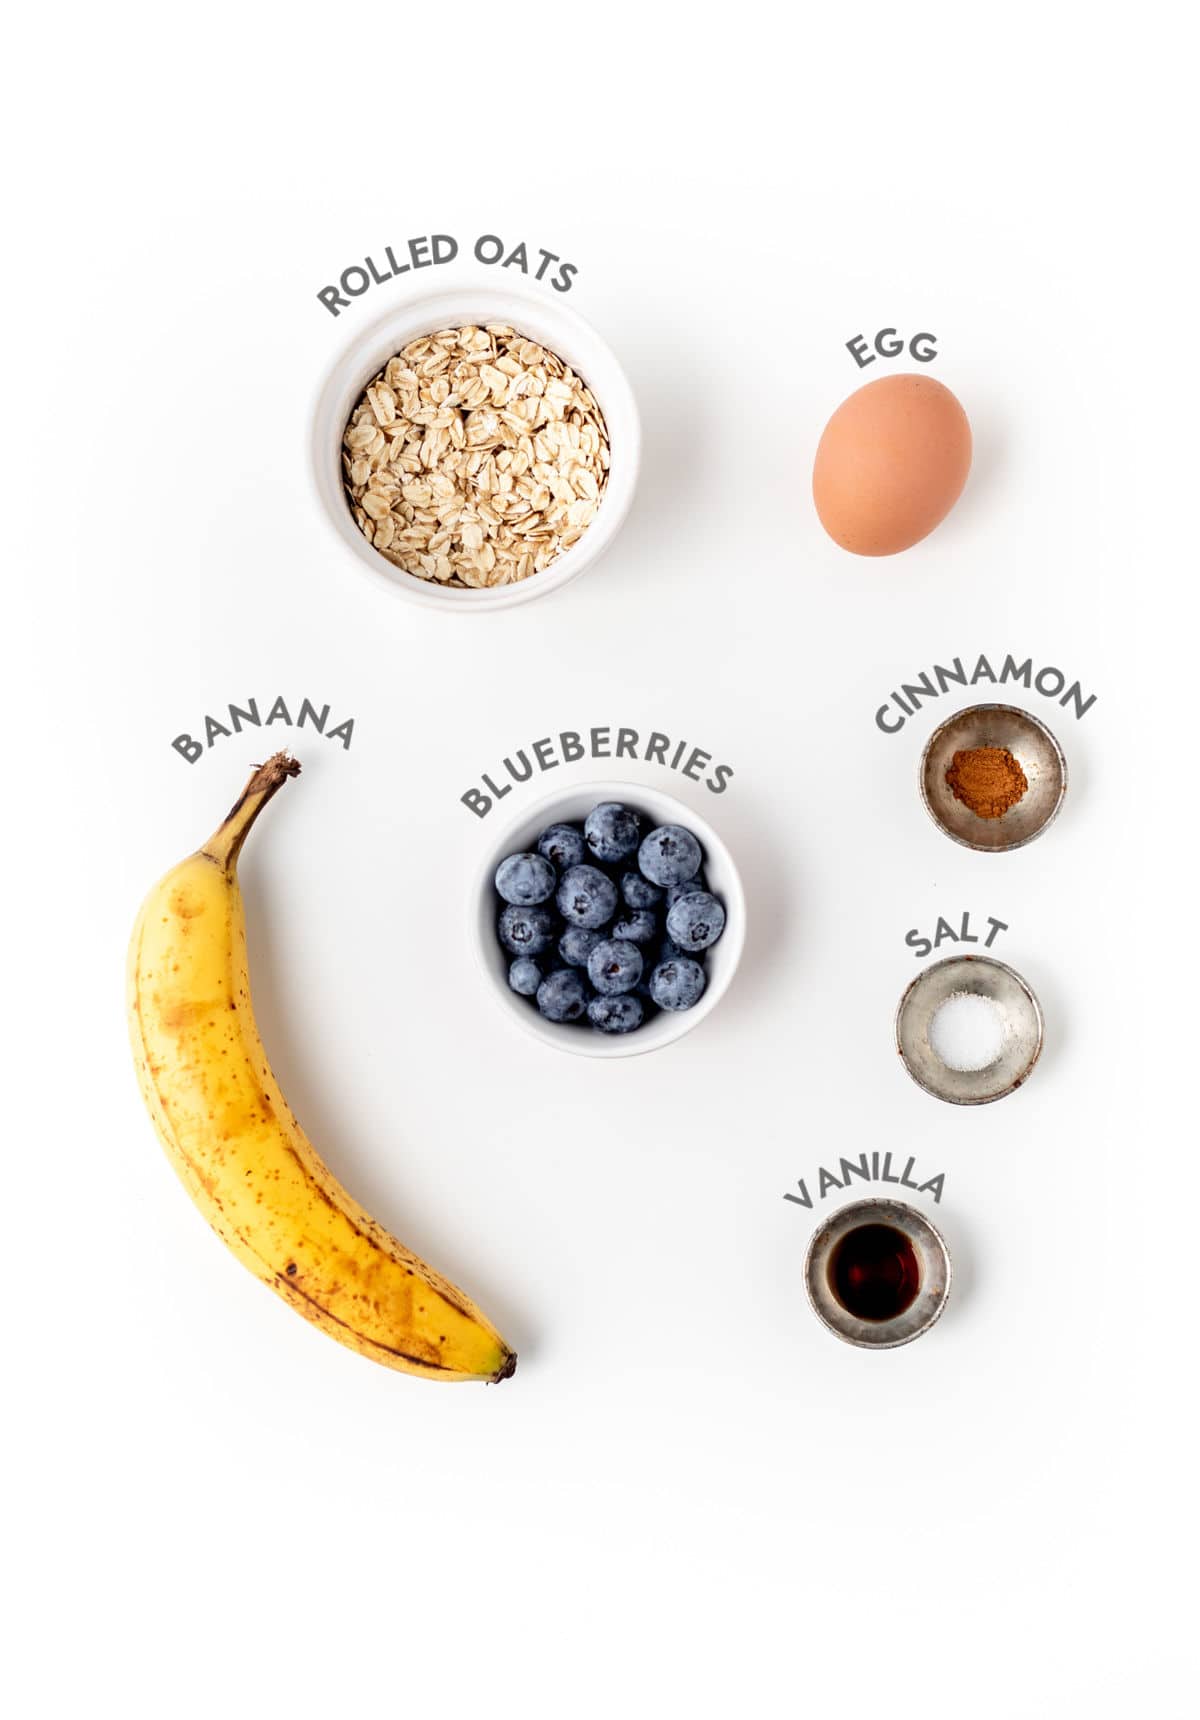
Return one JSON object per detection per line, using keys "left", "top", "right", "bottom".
{"left": 474, "top": 782, "right": 745, "bottom": 1057}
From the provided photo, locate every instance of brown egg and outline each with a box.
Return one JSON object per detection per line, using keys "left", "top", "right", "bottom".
{"left": 812, "top": 373, "right": 972, "bottom": 556}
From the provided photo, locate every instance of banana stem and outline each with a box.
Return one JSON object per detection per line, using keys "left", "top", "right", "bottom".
{"left": 202, "top": 753, "right": 301, "bottom": 871}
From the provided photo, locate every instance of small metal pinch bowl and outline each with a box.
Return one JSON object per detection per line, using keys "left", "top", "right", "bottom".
{"left": 895, "top": 953, "right": 1044, "bottom": 1105}
{"left": 920, "top": 702, "right": 1067, "bottom": 852}
{"left": 804, "top": 1199, "right": 952, "bottom": 1350}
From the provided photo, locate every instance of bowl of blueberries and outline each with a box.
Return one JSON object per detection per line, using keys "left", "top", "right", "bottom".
{"left": 474, "top": 781, "right": 745, "bottom": 1056}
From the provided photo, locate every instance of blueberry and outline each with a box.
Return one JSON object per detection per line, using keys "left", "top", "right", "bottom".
{"left": 557, "top": 864, "right": 619, "bottom": 929}
{"left": 536, "top": 968, "right": 590, "bottom": 1023}
{"left": 620, "top": 870, "right": 663, "bottom": 909}
{"left": 587, "top": 937, "right": 644, "bottom": 995}
{"left": 665, "top": 890, "right": 726, "bottom": 952}
{"left": 611, "top": 909, "right": 658, "bottom": 945}
{"left": 508, "top": 956, "right": 544, "bottom": 996}
{"left": 537, "top": 822, "right": 587, "bottom": 871}
{"left": 584, "top": 802, "right": 643, "bottom": 863}
{"left": 498, "top": 903, "right": 558, "bottom": 957}
{"left": 666, "top": 875, "right": 707, "bottom": 910}
{"left": 637, "top": 938, "right": 684, "bottom": 994}
{"left": 649, "top": 956, "right": 707, "bottom": 1011}
{"left": 588, "top": 994, "right": 645, "bottom": 1034}
{"left": 495, "top": 851, "right": 557, "bottom": 906}
{"left": 559, "top": 926, "right": 601, "bottom": 968}
{"left": 638, "top": 824, "right": 702, "bottom": 887}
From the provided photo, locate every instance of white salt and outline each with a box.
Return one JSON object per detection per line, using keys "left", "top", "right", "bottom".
{"left": 929, "top": 992, "right": 1006, "bottom": 1072}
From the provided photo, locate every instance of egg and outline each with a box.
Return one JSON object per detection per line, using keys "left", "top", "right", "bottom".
{"left": 812, "top": 373, "right": 972, "bottom": 556}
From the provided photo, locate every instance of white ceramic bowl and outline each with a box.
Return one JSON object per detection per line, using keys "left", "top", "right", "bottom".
{"left": 473, "top": 781, "right": 746, "bottom": 1058}
{"left": 310, "top": 282, "right": 640, "bottom": 612}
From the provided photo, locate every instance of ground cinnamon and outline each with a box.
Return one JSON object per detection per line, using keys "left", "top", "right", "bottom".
{"left": 945, "top": 746, "right": 1028, "bottom": 819}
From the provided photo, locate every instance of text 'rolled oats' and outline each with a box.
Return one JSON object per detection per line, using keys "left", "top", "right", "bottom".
{"left": 342, "top": 324, "right": 611, "bottom": 589}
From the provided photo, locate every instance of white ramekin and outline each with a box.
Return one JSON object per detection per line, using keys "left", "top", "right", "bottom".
{"left": 472, "top": 781, "right": 746, "bottom": 1058}
{"left": 310, "top": 282, "right": 640, "bottom": 613}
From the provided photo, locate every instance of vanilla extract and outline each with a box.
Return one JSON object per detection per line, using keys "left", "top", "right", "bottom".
{"left": 829, "top": 1223, "right": 921, "bottom": 1323}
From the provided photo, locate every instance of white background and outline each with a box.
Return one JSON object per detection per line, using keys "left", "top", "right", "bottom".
{"left": 5, "top": 5, "right": 1196, "bottom": 1715}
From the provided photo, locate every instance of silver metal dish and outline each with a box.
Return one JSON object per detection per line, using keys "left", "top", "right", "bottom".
{"left": 896, "top": 954, "right": 1043, "bottom": 1105}
{"left": 804, "top": 1198, "right": 952, "bottom": 1350}
{"left": 919, "top": 702, "right": 1067, "bottom": 852}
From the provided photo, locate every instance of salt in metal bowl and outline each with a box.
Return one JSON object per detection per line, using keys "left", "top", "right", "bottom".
{"left": 895, "top": 953, "right": 1044, "bottom": 1105}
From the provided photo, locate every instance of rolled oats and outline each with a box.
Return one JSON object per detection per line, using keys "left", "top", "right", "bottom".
{"left": 342, "top": 324, "right": 611, "bottom": 589}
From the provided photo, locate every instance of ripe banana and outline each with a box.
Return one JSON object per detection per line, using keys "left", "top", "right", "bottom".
{"left": 127, "top": 752, "right": 515, "bottom": 1383}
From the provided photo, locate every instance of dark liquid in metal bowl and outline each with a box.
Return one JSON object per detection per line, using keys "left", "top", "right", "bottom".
{"left": 829, "top": 1223, "right": 921, "bottom": 1322}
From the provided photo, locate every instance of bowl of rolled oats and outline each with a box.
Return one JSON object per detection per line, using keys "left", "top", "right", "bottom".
{"left": 311, "top": 285, "right": 639, "bottom": 610}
